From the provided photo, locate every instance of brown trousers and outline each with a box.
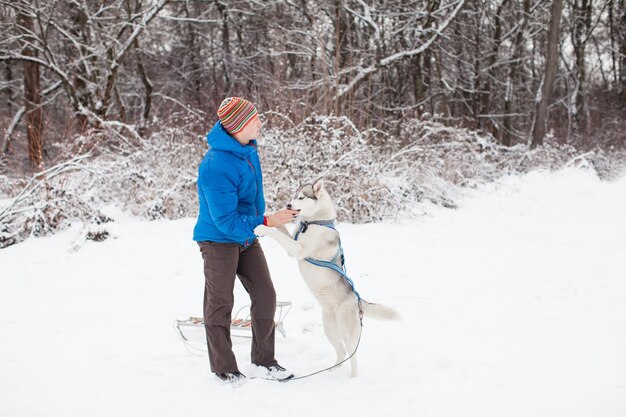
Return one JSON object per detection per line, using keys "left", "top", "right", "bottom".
{"left": 197, "top": 240, "right": 277, "bottom": 373}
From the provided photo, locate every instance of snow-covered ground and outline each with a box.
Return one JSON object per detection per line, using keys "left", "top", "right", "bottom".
{"left": 1, "top": 168, "right": 625, "bottom": 417}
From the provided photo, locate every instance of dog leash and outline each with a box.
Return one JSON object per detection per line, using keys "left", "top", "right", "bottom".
{"left": 252, "top": 302, "right": 363, "bottom": 383}
{"left": 285, "top": 301, "right": 363, "bottom": 382}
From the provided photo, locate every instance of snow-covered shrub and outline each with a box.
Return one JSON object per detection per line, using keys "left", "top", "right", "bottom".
{"left": 87, "top": 139, "right": 203, "bottom": 220}
{"left": 0, "top": 175, "right": 21, "bottom": 199}
{"left": 587, "top": 148, "right": 626, "bottom": 180}
{"left": 55, "top": 121, "right": 207, "bottom": 221}
{"left": 260, "top": 115, "right": 393, "bottom": 221}
{"left": 261, "top": 114, "right": 625, "bottom": 222}
{"left": 0, "top": 156, "right": 112, "bottom": 249}
{"left": 1, "top": 113, "right": 624, "bottom": 249}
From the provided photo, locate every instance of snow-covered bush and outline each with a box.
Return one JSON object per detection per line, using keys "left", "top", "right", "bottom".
{"left": 260, "top": 114, "right": 624, "bottom": 222}
{"left": 260, "top": 115, "right": 393, "bottom": 221}
{"left": 0, "top": 156, "right": 112, "bottom": 249}
{"left": 1, "top": 114, "right": 624, "bottom": 249}
{"left": 77, "top": 131, "right": 206, "bottom": 220}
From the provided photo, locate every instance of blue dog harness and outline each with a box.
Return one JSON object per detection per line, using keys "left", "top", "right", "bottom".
{"left": 294, "top": 220, "right": 363, "bottom": 318}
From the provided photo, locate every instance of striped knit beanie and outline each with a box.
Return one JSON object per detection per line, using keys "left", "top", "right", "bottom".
{"left": 217, "top": 97, "right": 258, "bottom": 135}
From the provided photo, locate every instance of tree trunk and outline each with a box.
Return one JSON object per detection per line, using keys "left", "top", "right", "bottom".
{"left": 413, "top": 55, "right": 425, "bottom": 104}
{"left": 571, "top": 0, "right": 592, "bottom": 135}
{"left": 618, "top": 0, "right": 626, "bottom": 104}
{"left": 333, "top": 0, "right": 351, "bottom": 115}
{"left": 4, "top": 61, "right": 13, "bottom": 118}
{"left": 471, "top": 0, "right": 481, "bottom": 127}
{"left": 134, "top": 38, "right": 152, "bottom": 130}
{"left": 422, "top": 0, "right": 440, "bottom": 114}
{"left": 216, "top": 1, "right": 232, "bottom": 93}
{"left": 503, "top": 0, "right": 531, "bottom": 147}
{"left": 483, "top": 0, "right": 508, "bottom": 139}
{"left": 126, "top": 0, "right": 152, "bottom": 130}
{"left": 68, "top": 3, "right": 92, "bottom": 130}
{"left": 434, "top": 47, "right": 451, "bottom": 118}
{"left": 184, "top": 1, "right": 203, "bottom": 107}
{"left": 531, "top": 0, "right": 564, "bottom": 149}
{"left": 608, "top": 0, "right": 618, "bottom": 89}
{"left": 1, "top": 62, "right": 15, "bottom": 154}
{"left": 18, "top": 10, "right": 44, "bottom": 170}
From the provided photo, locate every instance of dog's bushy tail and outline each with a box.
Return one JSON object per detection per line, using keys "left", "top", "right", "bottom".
{"left": 361, "top": 300, "right": 400, "bottom": 321}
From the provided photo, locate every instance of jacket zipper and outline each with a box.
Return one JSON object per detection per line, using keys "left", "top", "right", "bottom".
{"left": 245, "top": 158, "right": 259, "bottom": 216}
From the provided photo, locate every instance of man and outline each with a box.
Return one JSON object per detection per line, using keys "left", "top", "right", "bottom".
{"left": 193, "top": 97, "right": 297, "bottom": 383}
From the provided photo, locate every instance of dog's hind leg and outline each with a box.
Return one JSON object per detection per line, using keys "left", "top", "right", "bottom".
{"left": 346, "top": 325, "right": 360, "bottom": 378}
{"left": 338, "top": 302, "right": 361, "bottom": 378}
{"left": 322, "top": 310, "right": 346, "bottom": 368}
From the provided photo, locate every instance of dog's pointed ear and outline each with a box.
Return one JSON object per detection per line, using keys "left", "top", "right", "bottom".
{"left": 313, "top": 179, "right": 325, "bottom": 195}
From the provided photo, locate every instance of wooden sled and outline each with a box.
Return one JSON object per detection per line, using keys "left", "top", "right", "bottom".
{"left": 175, "top": 301, "right": 292, "bottom": 341}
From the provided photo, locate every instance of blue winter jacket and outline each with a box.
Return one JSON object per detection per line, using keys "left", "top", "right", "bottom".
{"left": 193, "top": 121, "right": 265, "bottom": 247}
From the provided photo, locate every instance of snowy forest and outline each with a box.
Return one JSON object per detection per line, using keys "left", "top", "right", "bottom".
{"left": 1, "top": 0, "right": 625, "bottom": 247}
{"left": 2, "top": 2, "right": 626, "bottom": 414}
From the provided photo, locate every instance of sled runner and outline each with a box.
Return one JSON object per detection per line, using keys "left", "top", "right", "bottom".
{"left": 175, "top": 301, "right": 292, "bottom": 341}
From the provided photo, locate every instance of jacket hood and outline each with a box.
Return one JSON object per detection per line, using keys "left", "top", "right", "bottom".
{"left": 207, "top": 121, "right": 257, "bottom": 158}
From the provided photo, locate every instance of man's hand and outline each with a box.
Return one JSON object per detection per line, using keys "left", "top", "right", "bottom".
{"left": 265, "top": 209, "right": 299, "bottom": 227}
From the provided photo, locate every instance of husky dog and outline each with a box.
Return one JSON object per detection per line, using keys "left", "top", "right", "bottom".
{"left": 254, "top": 179, "right": 399, "bottom": 377}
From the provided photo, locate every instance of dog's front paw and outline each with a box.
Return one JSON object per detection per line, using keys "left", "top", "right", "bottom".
{"left": 254, "top": 224, "right": 272, "bottom": 237}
